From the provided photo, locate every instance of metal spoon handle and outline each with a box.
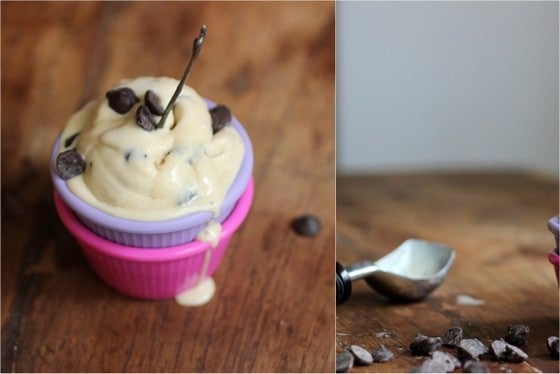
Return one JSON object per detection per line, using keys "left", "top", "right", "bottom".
{"left": 337, "top": 261, "right": 381, "bottom": 304}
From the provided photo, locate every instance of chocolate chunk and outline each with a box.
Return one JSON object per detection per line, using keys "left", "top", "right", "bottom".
{"left": 502, "top": 343, "right": 528, "bottom": 362}
{"left": 291, "top": 214, "right": 322, "bottom": 237}
{"left": 106, "top": 87, "right": 139, "bottom": 114}
{"left": 504, "top": 324, "right": 530, "bottom": 346}
{"left": 546, "top": 336, "right": 559, "bottom": 359}
{"left": 463, "top": 359, "right": 489, "bottom": 373}
{"left": 336, "top": 350, "right": 354, "bottom": 373}
{"left": 349, "top": 344, "right": 373, "bottom": 365}
{"left": 491, "top": 339, "right": 529, "bottom": 362}
{"left": 209, "top": 104, "right": 232, "bottom": 134}
{"left": 410, "top": 359, "right": 447, "bottom": 373}
{"left": 144, "top": 90, "right": 164, "bottom": 116}
{"left": 64, "top": 132, "right": 80, "bottom": 148}
{"left": 410, "top": 334, "right": 442, "bottom": 356}
{"left": 442, "top": 326, "right": 463, "bottom": 347}
{"left": 136, "top": 104, "right": 157, "bottom": 131}
{"left": 457, "top": 338, "right": 488, "bottom": 361}
{"left": 56, "top": 149, "right": 86, "bottom": 180}
{"left": 432, "top": 350, "right": 461, "bottom": 371}
{"left": 371, "top": 345, "right": 394, "bottom": 362}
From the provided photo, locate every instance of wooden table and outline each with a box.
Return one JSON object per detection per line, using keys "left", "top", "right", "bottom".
{"left": 336, "top": 172, "right": 559, "bottom": 373}
{"left": 1, "top": 2, "right": 335, "bottom": 372}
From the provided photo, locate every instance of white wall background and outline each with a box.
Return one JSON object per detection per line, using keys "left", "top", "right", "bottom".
{"left": 336, "top": 1, "right": 559, "bottom": 177}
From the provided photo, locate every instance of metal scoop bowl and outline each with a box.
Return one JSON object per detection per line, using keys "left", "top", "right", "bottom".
{"left": 337, "top": 239, "right": 455, "bottom": 304}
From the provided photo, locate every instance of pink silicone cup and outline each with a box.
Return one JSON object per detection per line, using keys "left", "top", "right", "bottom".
{"left": 50, "top": 99, "right": 253, "bottom": 248}
{"left": 54, "top": 178, "right": 254, "bottom": 300}
{"left": 547, "top": 216, "right": 559, "bottom": 284}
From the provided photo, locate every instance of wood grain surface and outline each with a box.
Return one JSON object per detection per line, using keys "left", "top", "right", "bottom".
{"left": 1, "top": 2, "right": 335, "bottom": 372}
{"left": 337, "top": 172, "right": 559, "bottom": 373}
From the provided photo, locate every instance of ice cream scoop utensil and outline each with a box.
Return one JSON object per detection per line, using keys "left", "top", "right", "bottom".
{"left": 336, "top": 239, "right": 455, "bottom": 304}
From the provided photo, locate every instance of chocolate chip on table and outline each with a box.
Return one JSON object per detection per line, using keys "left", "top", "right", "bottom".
{"left": 463, "top": 359, "right": 489, "bottom": 373}
{"left": 291, "top": 214, "right": 322, "bottom": 237}
{"left": 144, "top": 90, "right": 164, "bottom": 116}
{"left": 431, "top": 350, "right": 461, "bottom": 371}
{"left": 547, "top": 336, "right": 559, "bottom": 359}
{"left": 504, "top": 324, "right": 530, "bottom": 346}
{"left": 336, "top": 350, "right": 354, "bottom": 373}
{"left": 64, "top": 132, "right": 80, "bottom": 148}
{"left": 442, "top": 326, "right": 463, "bottom": 347}
{"left": 490, "top": 339, "right": 528, "bottom": 363}
{"left": 348, "top": 344, "right": 373, "bottom": 365}
{"left": 457, "top": 338, "right": 489, "bottom": 361}
{"left": 409, "top": 334, "right": 442, "bottom": 356}
{"left": 136, "top": 104, "right": 157, "bottom": 131}
{"left": 410, "top": 358, "right": 447, "bottom": 373}
{"left": 209, "top": 104, "right": 232, "bottom": 134}
{"left": 371, "top": 344, "right": 394, "bottom": 362}
{"left": 56, "top": 149, "right": 86, "bottom": 180}
{"left": 106, "top": 87, "right": 139, "bottom": 114}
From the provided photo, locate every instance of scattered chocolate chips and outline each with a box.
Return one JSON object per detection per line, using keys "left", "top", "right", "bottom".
{"left": 55, "top": 149, "right": 86, "bottom": 180}
{"left": 442, "top": 326, "right": 463, "bottom": 347}
{"left": 409, "top": 334, "right": 442, "bottom": 356}
{"left": 209, "top": 104, "right": 232, "bottom": 134}
{"left": 491, "top": 339, "right": 528, "bottom": 363}
{"left": 457, "top": 338, "right": 489, "bottom": 361}
{"left": 144, "top": 90, "right": 164, "bottom": 116}
{"left": 64, "top": 132, "right": 80, "bottom": 148}
{"left": 504, "top": 324, "right": 530, "bottom": 346}
{"left": 371, "top": 345, "right": 394, "bottom": 362}
{"left": 291, "top": 214, "right": 322, "bottom": 237}
{"left": 463, "top": 359, "right": 489, "bottom": 373}
{"left": 547, "top": 336, "right": 559, "bottom": 359}
{"left": 349, "top": 344, "right": 373, "bottom": 365}
{"left": 106, "top": 87, "right": 139, "bottom": 114}
{"left": 336, "top": 350, "right": 354, "bottom": 373}
{"left": 136, "top": 104, "right": 157, "bottom": 131}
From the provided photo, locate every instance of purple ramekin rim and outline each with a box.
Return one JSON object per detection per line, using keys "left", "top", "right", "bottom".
{"left": 50, "top": 99, "right": 253, "bottom": 235}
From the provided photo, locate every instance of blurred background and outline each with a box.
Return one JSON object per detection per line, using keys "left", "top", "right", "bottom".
{"left": 337, "top": 1, "right": 559, "bottom": 178}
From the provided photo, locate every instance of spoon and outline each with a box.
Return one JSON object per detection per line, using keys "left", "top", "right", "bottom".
{"left": 336, "top": 239, "right": 455, "bottom": 304}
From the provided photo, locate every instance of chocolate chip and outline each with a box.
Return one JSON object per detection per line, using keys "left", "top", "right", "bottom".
{"left": 349, "top": 344, "right": 373, "bottom": 365}
{"left": 136, "top": 104, "right": 157, "bottom": 131}
{"left": 431, "top": 350, "right": 461, "bottom": 371}
{"left": 410, "top": 359, "right": 447, "bottom": 373}
{"left": 64, "top": 132, "right": 80, "bottom": 148}
{"left": 209, "top": 104, "right": 232, "bottom": 134}
{"left": 442, "top": 326, "right": 463, "bottom": 347}
{"left": 457, "top": 338, "right": 488, "bottom": 361}
{"left": 463, "top": 359, "right": 489, "bottom": 373}
{"left": 410, "top": 334, "right": 442, "bottom": 356}
{"left": 106, "top": 87, "right": 139, "bottom": 114}
{"left": 492, "top": 338, "right": 529, "bottom": 362}
{"left": 371, "top": 345, "right": 394, "bottom": 362}
{"left": 56, "top": 149, "right": 86, "bottom": 180}
{"left": 504, "top": 324, "right": 530, "bottom": 346}
{"left": 291, "top": 214, "right": 322, "bottom": 237}
{"left": 546, "top": 336, "right": 559, "bottom": 359}
{"left": 336, "top": 350, "right": 354, "bottom": 373}
{"left": 145, "top": 90, "right": 164, "bottom": 116}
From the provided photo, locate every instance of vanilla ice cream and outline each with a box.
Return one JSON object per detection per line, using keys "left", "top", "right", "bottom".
{"left": 56, "top": 76, "right": 245, "bottom": 221}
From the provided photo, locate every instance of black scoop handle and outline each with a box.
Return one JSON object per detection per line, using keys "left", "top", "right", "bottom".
{"left": 336, "top": 262, "right": 352, "bottom": 304}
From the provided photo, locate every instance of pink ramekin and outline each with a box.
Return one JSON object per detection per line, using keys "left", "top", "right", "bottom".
{"left": 50, "top": 99, "right": 253, "bottom": 248}
{"left": 54, "top": 178, "right": 254, "bottom": 300}
{"left": 548, "top": 248, "right": 559, "bottom": 284}
{"left": 548, "top": 216, "right": 559, "bottom": 284}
